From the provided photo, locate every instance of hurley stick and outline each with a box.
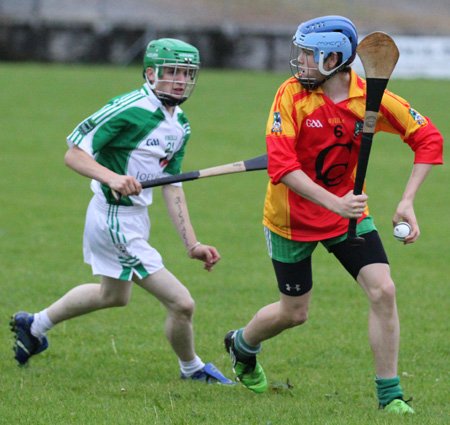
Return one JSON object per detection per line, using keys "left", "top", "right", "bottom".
{"left": 112, "top": 154, "right": 268, "bottom": 201}
{"left": 347, "top": 32, "right": 400, "bottom": 245}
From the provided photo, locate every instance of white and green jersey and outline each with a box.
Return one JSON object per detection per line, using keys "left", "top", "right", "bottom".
{"left": 67, "top": 83, "right": 190, "bottom": 207}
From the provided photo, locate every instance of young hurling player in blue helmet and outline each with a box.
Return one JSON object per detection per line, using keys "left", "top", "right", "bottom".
{"left": 11, "top": 38, "right": 234, "bottom": 386}
{"left": 225, "top": 16, "right": 443, "bottom": 414}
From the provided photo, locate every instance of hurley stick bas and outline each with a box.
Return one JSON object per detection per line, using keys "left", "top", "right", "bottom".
{"left": 112, "top": 154, "right": 268, "bottom": 201}
{"left": 347, "top": 32, "right": 400, "bottom": 245}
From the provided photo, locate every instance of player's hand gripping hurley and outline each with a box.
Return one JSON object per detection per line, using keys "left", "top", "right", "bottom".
{"left": 112, "top": 154, "right": 268, "bottom": 201}
{"left": 347, "top": 32, "right": 399, "bottom": 245}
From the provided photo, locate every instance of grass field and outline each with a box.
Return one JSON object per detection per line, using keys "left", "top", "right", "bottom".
{"left": 0, "top": 63, "right": 449, "bottom": 425}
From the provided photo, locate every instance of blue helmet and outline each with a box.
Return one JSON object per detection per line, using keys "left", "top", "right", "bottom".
{"left": 290, "top": 16, "right": 358, "bottom": 89}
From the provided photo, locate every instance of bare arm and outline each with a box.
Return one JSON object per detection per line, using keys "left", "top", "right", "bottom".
{"left": 162, "top": 184, "right": 220, "bottom": 271}
{"left": 392, "top": 163, "right": 433, "bottom": 244}
{"left": 280, "top": 169, "right": 368, "bottom": 219}
{"left": 64, "top": 145, "right": 141, "bottom": 198}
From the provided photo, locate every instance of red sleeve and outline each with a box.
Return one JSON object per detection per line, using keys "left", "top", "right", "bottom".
{"left": 266, "top": 135, "right": 301, "bottom": 184}
{"left": 404, "top": 118, "right": 443, "bottom": 164}
{"left": 265, "top": 78, "right": 305, "bottom": 185}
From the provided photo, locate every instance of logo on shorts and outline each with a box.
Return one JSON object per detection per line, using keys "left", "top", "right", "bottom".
{"left": 285, "top": 284, "right": 301, "bottom": 292}
{"left": 116, "top": 243, "right": 131, "bottom": 258}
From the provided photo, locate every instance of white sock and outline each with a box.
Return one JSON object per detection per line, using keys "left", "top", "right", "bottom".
{"left": 178, "top": 355, "right": 205, "bottom": 376}
{"left": 31, "top": 309, "right": 54, "bottom": 338}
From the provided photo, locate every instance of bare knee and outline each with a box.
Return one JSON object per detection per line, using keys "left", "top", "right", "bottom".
{"left": 100, "top": 288, "right": 131, "bottom": 308}
{"left": 290, "top": 310, "right": 309, "bottom": 327}
{"left": 367, "top": 280, "right": 396, "bottom": 306}
{"left": 99, "top": 277, "right": 132, "bottom": 308}
{"left": 358, "top": 264, "right": 397, "bottom": 306}
{"left": 278, "top": 292, "right": 311, "bottom": 329}
{"left": 281, "top": 309, "right": 308, "bottom": 329}
{"left": 170, "top": 296, "right": 195, "bottom": 320}
{"left": 105, "top": 293, "right": 130, "bottom": 307}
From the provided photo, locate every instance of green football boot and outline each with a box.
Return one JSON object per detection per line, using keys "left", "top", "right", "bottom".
{"left": 381, "top": 398, "right": 414, "bottom": 414}
{"left": 224, "top": 330, "right": 267, "bottom": 394}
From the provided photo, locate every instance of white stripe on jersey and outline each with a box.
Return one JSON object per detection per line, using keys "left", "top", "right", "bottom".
{"left": 68, "top": 90, "right": 145, "bottom": 146}
{"left": 92, "top": 90, "right": 143, "bottom": 124}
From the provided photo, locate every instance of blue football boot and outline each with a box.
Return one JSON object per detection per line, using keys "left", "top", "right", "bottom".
{"left": 181, "top": 362, "right": 235, "bottom": 385}
{"left": 10, "top": 311, "right": 49, "bottom": 366}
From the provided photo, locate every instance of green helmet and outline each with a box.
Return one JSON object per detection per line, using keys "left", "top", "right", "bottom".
{"left": 144, "top": 38, "right": 200, "bottom": 72}
{"left": 143, "top": 38, "right": 200, "bottom": 106}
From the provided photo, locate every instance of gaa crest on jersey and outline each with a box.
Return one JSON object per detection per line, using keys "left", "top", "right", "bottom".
{"left": 409, "top": 108, "right": 425, "bottom": 125}
{"left": 78, "top": 118, "right": 96, "bottom": 135}
{"left": 146, "top": 138, "right": 160, "bottom": 146}
{"left": 271, "top": 112, "right": 282, "bottom": 133}
{"left": 354, "top": 121, "right": 364, "bottom": 138}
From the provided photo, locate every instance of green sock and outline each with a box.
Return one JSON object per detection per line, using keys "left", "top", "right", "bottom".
{"left": 375, "top": 376, "right": 404, "bottom": 406}
{"left": 233, "top": 328, "right": 261, "bottom": 361}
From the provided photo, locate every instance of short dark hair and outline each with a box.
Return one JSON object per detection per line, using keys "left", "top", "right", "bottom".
{"left": 335, "top": 52, "right": 352, "bottom": 73}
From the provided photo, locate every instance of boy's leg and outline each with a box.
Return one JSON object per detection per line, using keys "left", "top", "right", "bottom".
{"left": 46, "top": 276, "right": 133, "bottom": 325}
{"left": 134, "top": 268, "right": 195, "bottom": 362}
{"left": 242, "top": 290, "right": 312, "bottom": 346}
{"left": 357, "top": 263, "right": 399, "bottom": 380}
{"left": 357, "top": 264, "right": 413, "bottom": 412}
{"left": 225, "top": 290, "right": 312, "bottom": 393}
{"left": 358, "top": 265, "right": 413, "bottom": 413}
{"left": 11, "top": 276, "right": 132, "bottom": 366}
{"left": 134, "top": 268, "right": 233, "bottom": 384}
{"left": 225, "top": 255, "right": 313, "bottom": 393}
{"left": 330, "top": 231, "right": 413, "bottom": 413}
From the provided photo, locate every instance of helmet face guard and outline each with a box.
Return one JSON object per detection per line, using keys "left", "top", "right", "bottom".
{"left": 145, "top": 60, "right": 200, "bottom": 107}
{"left": 289, "top": 43, "right": 319, "bottom": 91}
{"left": 290, "top": 16, "right": 358, "bottom": 90}
{"left": 143, "top": 38, "right": 200, "bottom": 106}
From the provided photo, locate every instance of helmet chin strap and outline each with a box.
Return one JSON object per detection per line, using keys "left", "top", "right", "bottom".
{"left": 157, "top": 93, "right": 187, "bottom": 107}
{"left": 299, "top": 72, "right": 336, "bottom": 90}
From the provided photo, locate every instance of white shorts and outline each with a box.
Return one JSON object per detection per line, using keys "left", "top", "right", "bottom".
{"left": 83, "top": 196, "right": 164, "bottom": 280}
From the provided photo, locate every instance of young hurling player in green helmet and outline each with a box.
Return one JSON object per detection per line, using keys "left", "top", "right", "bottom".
{"left": 224, "top": 16, "right": 443, "bottom": 414}
{"left": 11, "top": 38, "right": 234, "bottom": 385}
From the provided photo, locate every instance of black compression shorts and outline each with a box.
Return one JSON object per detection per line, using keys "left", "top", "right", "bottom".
{"left": 272, "top": 231, "right": 389, "bottom": 296}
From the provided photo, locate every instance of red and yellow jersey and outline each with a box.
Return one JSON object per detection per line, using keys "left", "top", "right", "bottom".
{"left": 263, "top": 70, "right": 443, "bottom": 241}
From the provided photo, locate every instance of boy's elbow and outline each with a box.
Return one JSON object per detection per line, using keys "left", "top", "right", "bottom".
{"left": 64, "top": 146, "right": 80, "bottom": 168}
{"left": 64, "top": 149, "right": 73, "bottom": 168}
